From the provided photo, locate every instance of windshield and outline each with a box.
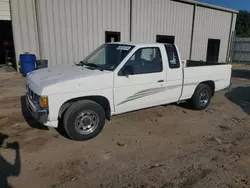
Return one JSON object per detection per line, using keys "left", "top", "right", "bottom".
{"left": 81, "top": 44, "right": 134, "bottom": 71}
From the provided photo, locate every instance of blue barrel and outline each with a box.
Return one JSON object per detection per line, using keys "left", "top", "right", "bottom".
{"left": 19, "top": 54, "right": 36, "bottom": 75}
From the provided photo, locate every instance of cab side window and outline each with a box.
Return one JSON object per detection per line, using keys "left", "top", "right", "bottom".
{"left": 165, "top": 45, "right": 180, "bottom": 69}
{"left": 122, "top": 47, "right": 163, "bottom": 75}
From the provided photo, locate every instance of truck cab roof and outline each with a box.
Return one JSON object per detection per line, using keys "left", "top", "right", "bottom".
{"left": 108, "top": 42, "right": 173, "bottom": 48}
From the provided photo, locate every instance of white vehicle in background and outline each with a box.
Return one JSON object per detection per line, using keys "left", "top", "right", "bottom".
{"left": 26, "top": 42, "right": 232, "bottom": 140}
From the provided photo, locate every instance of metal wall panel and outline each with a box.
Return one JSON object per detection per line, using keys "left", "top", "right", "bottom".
{"left": 227, "top": 13, "right": 237, "bottom": 62}
{"left": 192, "top": 6, "right": 232, "bottom": 62}
{"left": 232, "top": 38, "right": 250, "bottom": 63}
{"left": 131, "top": 0, "right": 194, "bottom": 60}
{"left": 0, "top": 0, "right": 10, "bottom": 20}
{"left": 231, "top": 13, "right": 237, "bottom": 34}
{"left": 36, "top": 0, "right": 130, "bottom": 66}
{"left": 10, "top": 0, "right": 40, "bottom": 63}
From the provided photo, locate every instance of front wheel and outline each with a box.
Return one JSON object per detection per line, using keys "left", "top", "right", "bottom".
{"left": 191, "top": 84, "right": 212, "bottom": 110}
{"left": 63, "top": 100, "right": 106, "bottom": 141}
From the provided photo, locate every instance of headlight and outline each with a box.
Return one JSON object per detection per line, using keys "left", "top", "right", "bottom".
{"left": 39, "top": 96, "right": 48, "bottom": 108}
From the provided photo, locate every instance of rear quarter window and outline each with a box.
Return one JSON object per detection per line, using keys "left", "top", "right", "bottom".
{"left": 165, "top": 45, "right": 180, "bottom": 69}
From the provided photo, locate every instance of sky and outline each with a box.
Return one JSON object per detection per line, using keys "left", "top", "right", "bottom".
{"left": 198, "top": 0, "right": 250, "bottom": 11}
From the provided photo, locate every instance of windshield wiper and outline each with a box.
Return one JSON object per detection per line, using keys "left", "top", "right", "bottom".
{"left": 82, "top": 62, "right": 104, "bottom": 71}
{"left": 77, "top": 60, "right": 85, "bottom": 66}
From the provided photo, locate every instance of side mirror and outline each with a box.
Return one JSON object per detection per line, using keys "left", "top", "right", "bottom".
{"left": 121, "top": 65, "right": 134, "bottom": 76}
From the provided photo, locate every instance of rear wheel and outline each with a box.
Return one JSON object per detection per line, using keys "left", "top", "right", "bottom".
{"left": 191, "top": 84, "right": 212, "bottom": 110}
{"left": 63, "top": 100, "right": 105, "bottom": 141}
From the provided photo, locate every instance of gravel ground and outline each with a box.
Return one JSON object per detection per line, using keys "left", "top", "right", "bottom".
{"left": 0, "top": 67, "right": 250, "bottom": 188}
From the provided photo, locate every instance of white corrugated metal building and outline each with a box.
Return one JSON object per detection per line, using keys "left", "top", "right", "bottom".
{"left": 1, "top": 0, "right": 238, "bottom": 69}
{"left": 0, "top": 0, "right": 10, "bottom": 20}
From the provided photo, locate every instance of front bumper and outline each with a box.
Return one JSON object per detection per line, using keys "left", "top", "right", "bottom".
{"left": 26, "top": 96, "right": 48, "bottom": 124}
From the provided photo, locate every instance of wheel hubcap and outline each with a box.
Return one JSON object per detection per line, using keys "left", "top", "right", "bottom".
{"left": 75, "top": 110, "right": 99, "bottom": 135}
{"left": 199, "top": 90, "right": 209, "bottom": 106}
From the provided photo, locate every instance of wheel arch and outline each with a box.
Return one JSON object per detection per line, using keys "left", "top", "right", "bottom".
{"left": 197, "top": 80, "right": 215, "bottom": 96}
{"left": 58, "top": 96, "right": 111, "bottom": 121}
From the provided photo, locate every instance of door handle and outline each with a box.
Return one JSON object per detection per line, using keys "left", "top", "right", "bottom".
{"left": 158, "top": 80, "right": 164, "bottom": 83}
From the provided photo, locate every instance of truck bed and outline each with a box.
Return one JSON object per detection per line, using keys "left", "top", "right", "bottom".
{"left": 180, "top": 62, "right": 232, "bottom": 101}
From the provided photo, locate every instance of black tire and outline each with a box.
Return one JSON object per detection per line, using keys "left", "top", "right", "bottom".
{"left": 63, "top": 100, "right": 105, "bottom": 141}
{"left": 191, "top": 84, "right": 212, "bottom": 110}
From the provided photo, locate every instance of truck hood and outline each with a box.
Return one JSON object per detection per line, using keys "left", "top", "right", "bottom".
{"left": 26, "top": 64, "right": 113, "bottom": 95}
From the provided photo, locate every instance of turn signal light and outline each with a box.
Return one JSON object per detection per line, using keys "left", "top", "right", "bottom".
{"left": 39, "top": 96, "right": 48, "bottom": 108}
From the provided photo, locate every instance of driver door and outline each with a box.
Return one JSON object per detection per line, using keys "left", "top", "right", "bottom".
{"left": 114, "top": 47, "right": 166, "bottom": 114}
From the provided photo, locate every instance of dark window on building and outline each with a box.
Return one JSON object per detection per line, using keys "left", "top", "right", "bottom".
{"left": 206, "top": 39, "right": 220, "bottom": 62}
{"left": 105, "top": 31, "right": 121, "bottom": 43}
{"left": 0, "top": 20, "right": 16, "bottom": 69}
{"left": 165, "top": 45, "right": 180, "bottom": 69}
{"left": 156, "top": 35, "right": 175, "bottom": 44}
{"left": 120, "top": 47, "right": 163, "bottom": 75}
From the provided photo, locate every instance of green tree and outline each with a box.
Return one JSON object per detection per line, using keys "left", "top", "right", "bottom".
{"left": 236, "top": 10, "right": 250, "bottom": 37}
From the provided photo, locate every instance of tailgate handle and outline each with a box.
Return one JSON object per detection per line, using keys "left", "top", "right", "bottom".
{"left": 158, "top": 80, "right": 164, "bottom": 83}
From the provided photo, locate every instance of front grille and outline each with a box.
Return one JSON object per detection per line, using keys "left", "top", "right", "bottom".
{"left": 27, "top": 86, "right": 39, "bottom": 103}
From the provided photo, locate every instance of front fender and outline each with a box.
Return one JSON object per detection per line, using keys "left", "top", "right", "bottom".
{"left": 48, "top": 89, "right": 114, "bottom": 121}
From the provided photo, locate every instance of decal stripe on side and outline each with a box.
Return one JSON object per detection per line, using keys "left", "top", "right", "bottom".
{"left": 117, "top": 79, "right": 223, "bottom": 106}
{"left": 117, "top": 87, "right": 165, "bottom": 106}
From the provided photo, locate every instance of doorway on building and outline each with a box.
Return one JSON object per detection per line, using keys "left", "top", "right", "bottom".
{"left": 105, "top": 31, "right": 121, "bottom": 43}
{"left": 206, "top": 39, "right": 220, "bottom": 62}
{"left": 156, "top": 35, "right": 175, "bottom": 44}
{"left": 0, "top": 20, "right": 16, "bottom": 71}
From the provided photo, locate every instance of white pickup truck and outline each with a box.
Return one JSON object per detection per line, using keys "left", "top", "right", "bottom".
{"left": 26, "top": 42, "right": 231, "bottom": 140}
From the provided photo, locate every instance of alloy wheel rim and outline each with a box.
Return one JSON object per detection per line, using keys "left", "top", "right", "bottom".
{"left": 75, "top": 110, "right": 99, "bottom": 135}
{"left": 199, "top": 90, "right": 209, "bottom": 106}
